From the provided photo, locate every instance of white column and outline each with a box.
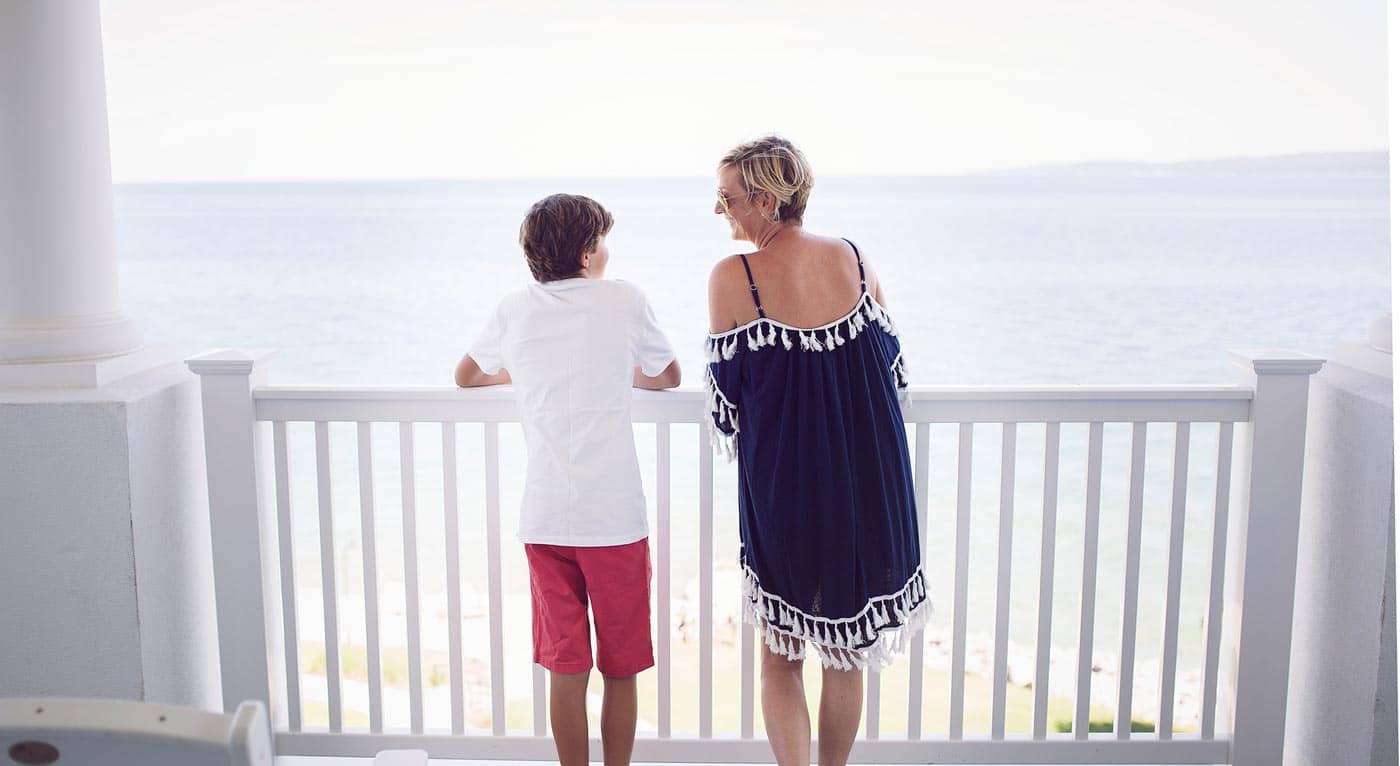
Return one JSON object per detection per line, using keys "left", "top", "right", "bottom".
{"left": 0, "top": 0, "right": 142, "bottom": 364}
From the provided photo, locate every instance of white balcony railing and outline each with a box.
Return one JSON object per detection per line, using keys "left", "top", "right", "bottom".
{"left": 187, "top": 349, "right": 1322, "bottom": 765}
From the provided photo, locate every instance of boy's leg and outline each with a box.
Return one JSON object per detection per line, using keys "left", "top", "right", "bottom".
{"left": 526, "top": 544, "right": 594, "bottom": 766}
{"left": 600, "top": 673, "right": 638, "bottom": 766}
{"left": 550, "top": 669, "right": 591, "bottom": 766}
{"left": 578, "top": 538, "right": 655, "bottom": 766}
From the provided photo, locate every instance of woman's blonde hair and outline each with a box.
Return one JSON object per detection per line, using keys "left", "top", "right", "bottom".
{"left": 719, "top": 135, "right": 814, "bottom": 224}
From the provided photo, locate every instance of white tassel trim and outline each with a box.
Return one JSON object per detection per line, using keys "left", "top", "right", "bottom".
{"left": 704, "top": 292, "right": 898, "bottom": 357}
{"left": 702, "top": 366, "right": 739, "bottom": 462}
{"left": 740, "top": 562, "right": 933, "bottom": 670}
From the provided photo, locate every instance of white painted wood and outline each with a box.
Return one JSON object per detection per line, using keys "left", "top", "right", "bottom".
{"left": 1219, "top": 353, "right": 1322, "bottom": 765}
{"left": 1116, "top": 423, "right": 1147, "bottom": 740}
{"left": 991, "top": 423, "right": 1017, "bottom": 739}
{"left": 1199, "top": 422, "right": 1233, "bottom": 740}
{"left": 907, "top": 422, "right": 930, "bottom": 740}
{"left": 441, "top": 422, "right": 464, "bottom": 735}
{"left": 187, "top": 351, "right": 278, "bottom": 715}
{"left": 253, "top": 385, "right": 1252, "bottom": 426}
{"left": 866, "top": 669, "right": 881, "bottom": 740}
{"left": 398, "top": 423, "right": 424, "bottom": 734}
{"left": 1074, "top": 422, "right": 1105, "bottom": 741}
{"left": 655, "top": 425, "right": 672, "bottom": 738}
{"left": 741, "top": 594, "right": 754, "bottom": 739}
{"left": 532, "top": 666, "right": 546, "bottom": 737}
{"left": 1032, "top": 422, "right": 1060, "bottom": 740}
{"left": 272, "top": 420, "right": 301, "bottom": 732}
{"left": 950, "top": 422, "right": 974, "bottom": 740}
{"left": 195, "top": 356, "right": 1327, "bottom": 762}
{"left": 356, "top": 421, "right": 383, "bottom": 733}
{"left": 1157, "top": 422, "right": 1190, "bottom": 739}
{"left": 698, "top": 427, "right": 714, "bottom": 739}
{"left": 275, "top": 731, "right": 1230, "bottom": 763}
{"left": 483, "top": 423, "right": 506, "bottom": 736}
{"left": 314, "top": 421, "right": 343, "bottom": 732}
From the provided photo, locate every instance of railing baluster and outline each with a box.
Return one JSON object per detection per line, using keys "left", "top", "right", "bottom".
{"left": 656, "top": 424, "right": 672, "bottom": 738}
{"left": 314, "top": 422, "right": 343, "bottom": 732}
{"left": 699, "top": 426, "right": 714, "bottom": 738}
{"left": 442, "top": 422, "right": 464, "bottom": 735}
{"left": 741, "top": 592, "right": 754, "bottom": 739}
{"left": 866, "top": 669, "right": 881, "bottom": 739}
{"left": 356, "top": 422, "right": 383, "bottom": 733}
{"left": 991, "top": 422, "right": 1017, "bottom": 739}
{"left": 533, "top": 666, "right": 546, "bottom": 736}
{"left": 484, "top": 423, "right": 506, "bottom": 736}
{"left": 273, "top": 421, "right": 302, "bottom": 732}
{"left": 1116, "top": 422, "right": 1148, "bottom": 739}
{"left": 1199, "top": 422, "right": 1233, "bottom": 740}
{"left": 907, "top": 422, "right": 930, "bottom": 740}
{"left": 950, "top": 422, "right": 973, "bottom": 740}
{"left": 1159, "top": 422, "right": 1190, "bottom": 738}
{"left": 1032, "top": 422, "right": 1061, "bottom": 739}
{"left": 1074, "top": 422, "right": 1105, "bottom": 740}
{"left": 399, "top": 422, "right": 424, "bottom": 734}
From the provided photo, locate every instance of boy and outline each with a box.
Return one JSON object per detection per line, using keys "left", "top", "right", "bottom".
{"left": 455, "top": 193, "right": 679, "bottom": 766}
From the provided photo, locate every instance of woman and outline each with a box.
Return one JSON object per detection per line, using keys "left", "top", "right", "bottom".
{"left": 704, "top": 136, "right": 928, "bottom": 766}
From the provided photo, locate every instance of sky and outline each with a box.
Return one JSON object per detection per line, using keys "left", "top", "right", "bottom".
{"left": 99, "top": 0, "right": 1388, "bottom": 182}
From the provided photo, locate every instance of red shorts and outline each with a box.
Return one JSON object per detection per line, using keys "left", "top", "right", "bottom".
{"left": 525, "top": 537, "right": 654, "bottom": 677}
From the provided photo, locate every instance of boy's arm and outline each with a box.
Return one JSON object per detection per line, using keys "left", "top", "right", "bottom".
{"left": 633, "top": 359, "right": 681, "bottom": 390}
{"left": 455, "top": 353, "right": 512, "bottom": 387}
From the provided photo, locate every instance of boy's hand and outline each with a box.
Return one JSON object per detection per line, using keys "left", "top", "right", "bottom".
{"left": 455, "top": 353, "right": 512, "bottom": 387}
{"left": 633, "top": 360, "right": 681, "bottom": 390}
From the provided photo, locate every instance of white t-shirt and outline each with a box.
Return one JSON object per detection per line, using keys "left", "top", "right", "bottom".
{"left": 468, "top": 278, "right": 676, "bottom": 547}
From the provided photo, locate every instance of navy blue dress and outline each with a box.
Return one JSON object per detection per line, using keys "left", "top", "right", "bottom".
{"left": 704, "top": 239, "right": 929, "bottom": 670}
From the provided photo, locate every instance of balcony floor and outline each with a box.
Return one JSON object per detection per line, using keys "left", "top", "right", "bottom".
{"left": 277, "top": 758, "right": 1216, "bottom": 766}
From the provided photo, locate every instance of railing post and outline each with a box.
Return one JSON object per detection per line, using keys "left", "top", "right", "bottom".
{"left": 1219, "top": 351, "right": 1324, "bottom": 765}
{"left": 186, "top": 349, "right": 278, "bottom": 714}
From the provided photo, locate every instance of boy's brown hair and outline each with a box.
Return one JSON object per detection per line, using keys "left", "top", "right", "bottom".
{"left": 518, "top": 194, "right": 614, "bottom": 283}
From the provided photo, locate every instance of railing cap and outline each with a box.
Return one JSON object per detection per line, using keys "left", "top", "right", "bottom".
{"left": 1229, "top": 349, "right": 1326, "bottom": 376}
{"left": 185, "top": 348, "right": 277, "bottom": 376}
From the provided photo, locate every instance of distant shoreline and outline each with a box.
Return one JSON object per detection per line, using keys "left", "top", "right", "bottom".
{"left": 112, "top": 150, "right": 1389, "bottom": 188}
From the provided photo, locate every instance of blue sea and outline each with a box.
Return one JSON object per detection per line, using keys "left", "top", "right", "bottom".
{"left": 111, "top": 161, "right": 1390, "bottom": 732}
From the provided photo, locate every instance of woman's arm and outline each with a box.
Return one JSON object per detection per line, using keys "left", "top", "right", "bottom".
{"left": 634, "top": 360, "right": 681, "bottom": 389}
{"left": 454, "top": 353, "right": 511, "bottom": 387}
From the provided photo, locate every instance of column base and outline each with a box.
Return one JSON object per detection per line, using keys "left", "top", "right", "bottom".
{"left": 0, "top": 312, "right": 144, "bottom": 365}
{"left": 0, "top": 344, "right": 171, "bottom": 388}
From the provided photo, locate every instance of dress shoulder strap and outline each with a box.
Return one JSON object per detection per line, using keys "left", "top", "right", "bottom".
{"left": 736, "top": 252, "right": 767, "bottom": 319}
{"left": 842, "top": 238, "right": 867, "bottom": 292}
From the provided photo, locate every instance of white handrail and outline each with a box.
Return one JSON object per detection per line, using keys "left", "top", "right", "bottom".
{"left": 186, "top": 349, "right": 1321, "bottom": 766}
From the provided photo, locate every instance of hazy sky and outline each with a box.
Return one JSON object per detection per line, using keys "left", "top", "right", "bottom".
{"left": 99, "top": 1, "right": 1387, "bottom": 182}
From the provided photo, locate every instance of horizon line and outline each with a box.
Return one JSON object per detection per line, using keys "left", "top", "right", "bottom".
{"left": 111, "top": 148, "right": 1389, "bottom": 187}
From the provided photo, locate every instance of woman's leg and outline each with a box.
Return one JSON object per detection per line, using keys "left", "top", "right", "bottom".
{"left": 600, "top": 673, "right": 638, "bottom": 766}
{"left": 817, "top": 651, "right": 863, "bottom": 766}
{"left": 550, "top": 670, "right": 591, "bottom": 766}
{"left": 761, "top": 638, "right": 810, "bottom": 766}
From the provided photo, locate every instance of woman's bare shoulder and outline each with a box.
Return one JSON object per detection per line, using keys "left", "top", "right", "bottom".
{"left": 708, "top": 253, "right": 750, "bottom": 288}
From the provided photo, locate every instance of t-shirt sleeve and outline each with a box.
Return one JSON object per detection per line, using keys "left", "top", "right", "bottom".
{"left": 631, "top": 290, "right": 676, "bottom": 377}
{"left": 466, "top": 302, "right": 507, "bottom": 375}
